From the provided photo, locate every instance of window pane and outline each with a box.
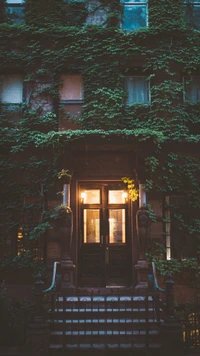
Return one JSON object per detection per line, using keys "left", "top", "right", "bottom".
{"left": 109, "top": 190, "right": 127, "bottom": 204}
{"left": 109, "top": 209, "right": 126, "bottom": 244}
{"left": 83, "top": 209, "right": 100, "bottom": 243}
{"left": 60, "top": 75, "right": 84, "bottom": 101}
{"left": 0, "top": 75, "right": 23, "bottom": 103}
{"left": 7, "top": 6, "right": 24, "bottom": 24}
{"left": 82, "top": 190, "right": 100, "bottom": 204}
{"left": 186, "top": 4, "right": 200, "bottom": 29}
{"left": 58, "top": 104, "right": 82, "bottom": 130}
{"left": 125, "top": 76, "right": 149, "bottom": 104}
{"left": 186, "top": 77, "right": 200, "bottom": 103}
{"left": 123, "top": 5, "right": 147, "bottom": 30}
{"left": 58, "top": 103, "right": 82, "bottom": 130}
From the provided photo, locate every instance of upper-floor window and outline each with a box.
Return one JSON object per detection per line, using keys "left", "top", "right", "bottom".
{"left": 6, "top": 0, "right": 24, "bottom": 24}
{"left": 59, "top": 74, "right": 84, "bottom": 130}
{"left": 185, "top": 76, "right": 200, "bottom": 103}
{"left": 0, "top": 74, "right": 23, "bottom": 103}
{"left": 121, "top": 0, "right": 148, "bottom": 31}
{"left": 185, "top": 0, "right": 200, "bottom": 29}
{"left": 125, "top": 75, "right": 150, "bottom": 104}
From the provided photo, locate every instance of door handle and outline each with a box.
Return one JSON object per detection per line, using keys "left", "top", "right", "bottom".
{"left": 100, "top": 235, "right": 103, "bottom": 245}
{"left": 106, "top": 235, "right": 109, "bottom": 245}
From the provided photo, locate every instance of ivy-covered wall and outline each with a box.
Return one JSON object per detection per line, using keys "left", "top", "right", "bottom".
{"left": 0, "top": 0, "right": 200, "bottom": 283}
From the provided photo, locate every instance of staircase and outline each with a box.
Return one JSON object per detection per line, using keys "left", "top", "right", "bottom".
{"left": 49, "top": 290, "right": 163, "bottom": 355}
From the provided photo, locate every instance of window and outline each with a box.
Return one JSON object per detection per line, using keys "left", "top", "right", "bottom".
{"left": 185, "top": 76, "right": 200, "bottom": 103}
{"left": 185, "top": 1, "right": 200, "bottom": 29}
{"left": 59, "top": 74, "right": 84, "bottom": 130}
{"left": 6, "top": 0, "right": 24, "bottom": 24}
{"left": 121, "top": 1, "right": 148, "bottom": 31}
{"left": 86, "top": 0, "right": 108, "bottom": 26}
{"left": 125, "top": 76, "right": 150, "bottom": 104}
{"left": 165, "top": 196, "right": 197, "bottom": 260}
{"left": 0, "top": 74, "right": 23, "bottom": 104}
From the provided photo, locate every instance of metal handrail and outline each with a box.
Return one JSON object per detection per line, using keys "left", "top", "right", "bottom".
{"left": 152, "top": 261, "right": 165, "bottom": 293}
{"left": 43, "top": 261, "right": 60, "bottom": 293}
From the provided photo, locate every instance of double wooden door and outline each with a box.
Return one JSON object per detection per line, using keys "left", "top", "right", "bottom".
{"left": 78, "top": 182, "right": 131, "bottom": 287}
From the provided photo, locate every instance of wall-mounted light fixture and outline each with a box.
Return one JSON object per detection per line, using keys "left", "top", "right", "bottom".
{"left": 80, "top": 191, "right": 86, "bottom": 203}
{"left": 122, "top": 191, "right": 128, "bottom": 203}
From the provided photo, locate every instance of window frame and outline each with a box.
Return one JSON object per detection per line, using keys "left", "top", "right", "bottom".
{"left": 124, "top": 74, "right": 151, "bottom": 105}
{"left": 58, "top": 74, "right": 84, "bottom": 130}
{"left": 165, "top": 195, "right": 197, "bottom": 261}
{"left": 121, "top": 0, "right": 148, "bottom": 31}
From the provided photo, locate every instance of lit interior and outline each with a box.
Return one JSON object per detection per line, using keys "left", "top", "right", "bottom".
{"left": 83, "top": 209, "right": 100, "bottom": 243}
{"left": 81, "top": 190, "right": 100, "bottom": 204}
{"left": 109, "top": 209, "right": 126, "bottom": 244}
{"left": 109, "top": 190, "right": 127, "bottom": 204}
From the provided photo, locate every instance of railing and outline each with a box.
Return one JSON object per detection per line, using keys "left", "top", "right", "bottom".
{"left": 150, "top": 262, "right": 200, "bottom": 352}
{"left": 180, "top": 295, "right": 200, "bottom": 351}
{"left": 43, "top": 261, "right": 60, "bottom": 293}
{"left": 149, "top": 262, "right": 165, "bottom": 324}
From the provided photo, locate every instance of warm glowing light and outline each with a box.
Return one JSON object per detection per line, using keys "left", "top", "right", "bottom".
{"left": 81, "top": 191, "right": 86, "bottom": 202}
{"left": 122, "top": 191, "right": 128, "bottom": 201}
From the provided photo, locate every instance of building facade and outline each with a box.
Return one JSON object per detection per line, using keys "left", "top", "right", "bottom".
{"left": 0, "top": 0, "right": 200, "bottom": 290}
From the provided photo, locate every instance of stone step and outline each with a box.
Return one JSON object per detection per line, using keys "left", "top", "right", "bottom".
{"left": 50, "top": 318, "right": 162, "bottom": 331}
{"left": 49, "top": 342, "right": 161, "bottom": 351}
{"left": 56, "top": 295, "right": 154, "bottom": 306}
{"left": 50, "top": 329, "right": 160, "bottom": 344}
{"left": 53, "top": 296, "right": 157, "bottom": 312}
{"left": 51, "top": 307, "right": 161, "bottom": 320}
{"left": 57, "top": 296, "right": 153, "bottom": 301}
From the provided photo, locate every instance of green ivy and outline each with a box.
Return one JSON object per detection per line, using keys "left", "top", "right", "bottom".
{"left": 0, "top": 0, "right": 200, "bottom": 285}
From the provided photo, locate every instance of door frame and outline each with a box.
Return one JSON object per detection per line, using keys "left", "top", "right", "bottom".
{"left": 77, "top": 180, "right": 133, "bottom": 287}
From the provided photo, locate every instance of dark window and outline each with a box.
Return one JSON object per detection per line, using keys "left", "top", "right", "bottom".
{"left": 166, "top": 196, "right": 197, "bottom": 260}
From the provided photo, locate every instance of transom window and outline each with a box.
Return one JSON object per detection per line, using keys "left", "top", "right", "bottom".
{"left": 121, "top": 0, "right": 148, "bottom": 31}
{"left": 125, "top": 75, "right": 150, "bottom": 105}
{"left": 185, "top": 1, "right": 200, "bottom": 29}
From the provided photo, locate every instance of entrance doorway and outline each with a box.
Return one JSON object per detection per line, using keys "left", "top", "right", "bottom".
{"left": 78, "top": 182, "right": 131, "bottom": 287}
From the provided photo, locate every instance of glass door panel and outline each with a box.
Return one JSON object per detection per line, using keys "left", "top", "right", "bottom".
{"left": 109, "top": 209, "right": 126, "bottom": 244}
{"left": 83, "top": 209, "right": 100, "bottom": 243}
{"left": 108, "top": 190, "right": 127, "bottom": 204}
{"left": 82, "top": 189, "right": 100, "bottom": 204}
